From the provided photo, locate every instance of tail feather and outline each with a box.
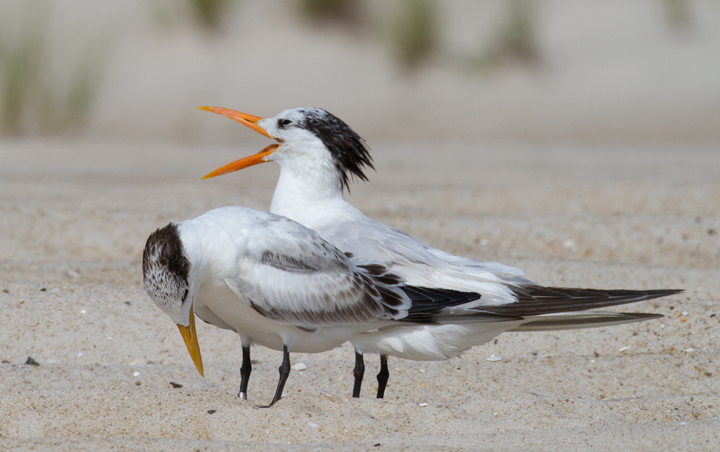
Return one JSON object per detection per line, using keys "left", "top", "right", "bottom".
{"left": 479, "top": 287, "right": 681, "bottom": 317}
{"left": 395, "top": 285, "right": 679, "bottom": 327}
{"left": 509, "top": 311, "right": 663, "bottom": 332}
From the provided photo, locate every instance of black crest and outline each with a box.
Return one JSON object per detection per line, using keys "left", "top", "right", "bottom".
{"left": 300, "top": 108, "right": 375, "bottom": 192}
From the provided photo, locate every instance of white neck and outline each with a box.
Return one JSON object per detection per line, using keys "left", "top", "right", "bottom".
{"left": 269, "top": 154, "right": 346, "bottom": 219}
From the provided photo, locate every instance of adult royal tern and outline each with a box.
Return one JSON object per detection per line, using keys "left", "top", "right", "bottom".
{"left": 199, "top": 106, "right": 681, "bottom": 398}
{"left": 142, "top": 206, "right": 492, "bottom": 406}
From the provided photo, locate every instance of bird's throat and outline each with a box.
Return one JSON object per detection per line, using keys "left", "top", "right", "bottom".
{"left": 270, "top": 163, "right": 345, "bottom": 219}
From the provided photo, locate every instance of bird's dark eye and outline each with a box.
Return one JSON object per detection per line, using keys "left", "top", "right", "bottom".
{"left": 278, "top": 119, "right": 292, "bottom": 129}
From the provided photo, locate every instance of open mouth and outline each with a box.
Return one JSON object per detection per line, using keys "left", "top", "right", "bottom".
{"left": 198, "top": 106, "right": 282, "bottom": 179}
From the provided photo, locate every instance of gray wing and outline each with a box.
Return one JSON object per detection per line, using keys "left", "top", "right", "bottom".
{"left": 311, "top": 215, "right": 532, "bottom": 304}
{"left": 224, "top": 216, "right": 411, "bottom": 328}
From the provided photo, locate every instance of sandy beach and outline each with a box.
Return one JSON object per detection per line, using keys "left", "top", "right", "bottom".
{"left": 1, "top": 138, "right": 718, "bottom": 451}
{"left": 2, "top": 1, "right": 720, "bottom": 450}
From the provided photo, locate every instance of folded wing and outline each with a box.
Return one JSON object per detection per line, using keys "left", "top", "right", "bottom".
{"left": 224, "top": 216, "right": 411, "bottom": 328}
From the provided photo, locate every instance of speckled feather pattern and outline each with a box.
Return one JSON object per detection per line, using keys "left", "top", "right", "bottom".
{"left": 142, "top": 223, "right": 190, "bottom": 312}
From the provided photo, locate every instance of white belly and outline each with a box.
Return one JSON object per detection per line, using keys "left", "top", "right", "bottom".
{"left": 351, "top": 321, "right": 523, "bottom": 361}
{"left": 195, "top": 278, "right": 359, "bottom": 353}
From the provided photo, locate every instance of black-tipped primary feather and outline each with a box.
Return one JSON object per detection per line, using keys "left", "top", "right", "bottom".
{"left": 397, "top": 286, "right": 516, "bottom": 323}
{"left": 480, "top": 287, "right": 682, "bottom": 317}
{"left": 509, "top": 312, "right": 663, "bottom": 332}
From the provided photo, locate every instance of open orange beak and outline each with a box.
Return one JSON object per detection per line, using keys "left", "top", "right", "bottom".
{"left": 198, "top": 106, "right": 281, "bottom": 180}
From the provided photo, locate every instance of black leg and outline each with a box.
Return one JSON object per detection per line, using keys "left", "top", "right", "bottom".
{"left": 238, "top": 345, "right": 252, "bottom": 400}
{"left": 258, "top": 345, "right": 291, "bottom": 408}
{"left": 376, "top": 354, "right": 389, "bottom": 399}
{"left": 352, "top": 351, "right": 365, "bottom": 398}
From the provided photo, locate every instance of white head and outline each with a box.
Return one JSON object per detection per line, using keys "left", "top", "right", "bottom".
{"left": 199, "top": 107, "right": 374, "bottom": 192}
{"left": 142, "top": 223, "right": 204, "bottom": 376}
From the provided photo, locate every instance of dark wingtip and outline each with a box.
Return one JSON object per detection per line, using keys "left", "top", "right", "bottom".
{"left": 643, "top": 289, "right": 684, "bottom": 300}
{"left": 509, "top": 312, "right": 664, "bottom": 332}
{"left": 400, "top": 286, "right": 483, "bottom": 322}
{"left": 491, "top": 286, "right": 684, "bottom": 317}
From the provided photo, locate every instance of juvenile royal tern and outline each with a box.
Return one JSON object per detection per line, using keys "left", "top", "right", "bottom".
{"left": 142, "top": 206, "right": 491, "bottom": 406}
{"left": 199, "top": 106, "right": 682, "bottom": 398}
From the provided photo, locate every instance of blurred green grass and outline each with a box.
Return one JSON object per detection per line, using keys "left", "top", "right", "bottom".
{"left": 471, "top": 0, "right": 539, "bottom": 70}
{"left": 188, "top": 0, "right": 232, "bottom": 30}
{"left": 0, "top": 2, "right": 109, "bottom": 136}
{"left": 391, "top": 0, "right": 438, "bottom": 69}
{"left": 301, "top": 0, "right": 362, "bottom": 24}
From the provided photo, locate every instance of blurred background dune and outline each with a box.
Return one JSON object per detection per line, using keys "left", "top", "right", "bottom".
{"left": 2, "top": 3, "right": 719, "bottom": 448}
{"left": 0, "top": 0, "right": 718, "bottom": 144}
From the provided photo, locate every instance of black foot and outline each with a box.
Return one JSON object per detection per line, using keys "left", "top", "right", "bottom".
{"left": 352, "top": 351, "right": 365, "bottom": 398}
{"left": 257, "top": 345, "right": 291, "bottom": 408}
{"left": 237, "top": 345, "right": 252, "bottom": 400}
{"left": 377, "top": 354, "right": 389, "bottom": 399}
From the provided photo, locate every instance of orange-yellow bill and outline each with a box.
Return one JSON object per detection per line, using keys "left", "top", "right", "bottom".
{"left": 197, "top": 106, "right": 273, "bottom": 139}
{"left": 201, "top": 143, "right": 279, "bottom": 179}
{"left": 177, "top": 304, "right": 204, "bottom": 377}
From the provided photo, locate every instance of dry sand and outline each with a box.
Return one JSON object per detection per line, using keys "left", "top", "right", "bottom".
{"left": 2, "top": 1, "right": 720, "bottom": 449}
{"left": 1, "top": 138, "right": 718, "bottom": 451}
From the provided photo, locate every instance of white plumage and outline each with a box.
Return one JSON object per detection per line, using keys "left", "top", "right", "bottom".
{"left": 143, "top": 206, "right": 491, "bottom": 405}
{"left": 199, "top": 106, "right": 680, "bottom": 399}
